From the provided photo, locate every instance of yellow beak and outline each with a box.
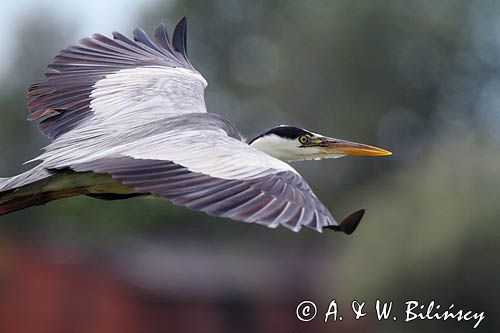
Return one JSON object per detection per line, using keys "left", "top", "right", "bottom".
{"left": 316, "top": 137, "right": 392, "bottom": 156}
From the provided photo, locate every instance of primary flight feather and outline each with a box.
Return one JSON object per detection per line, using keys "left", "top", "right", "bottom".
{"left": 0, "top": 18, "right": 391, "bottom": 233}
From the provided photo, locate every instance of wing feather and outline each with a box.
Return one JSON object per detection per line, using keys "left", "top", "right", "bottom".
{"left": 28, "top": 18, "right": 203, "bottom": 139}
{"left": 71, "top": 148, "right": 338, "bottom": 232}
{"left": 154, "top": 23, "right": 175, "bottom": 54}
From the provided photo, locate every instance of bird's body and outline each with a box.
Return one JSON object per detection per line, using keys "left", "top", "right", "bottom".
{"left": 0, "top": 18, "right": 390, "bottom": 233}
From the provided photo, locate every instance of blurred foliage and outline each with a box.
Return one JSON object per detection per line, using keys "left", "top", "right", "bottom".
{"left": 0, "top": 1, "right": 499, "bottom": 332}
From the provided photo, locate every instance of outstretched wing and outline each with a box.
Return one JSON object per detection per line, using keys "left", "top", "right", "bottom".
{"left": 68, "top": 123, "right": 339, "bottom": 233}
{"left": 27, "top": 18, "right": 207, "bottom": 139}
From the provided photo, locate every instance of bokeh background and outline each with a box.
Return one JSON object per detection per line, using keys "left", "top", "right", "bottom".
{"left": 1, "top": 0, "right": 499, "bottom": 332}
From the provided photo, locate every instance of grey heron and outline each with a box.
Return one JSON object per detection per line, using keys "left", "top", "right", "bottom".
{"left": 0, "top": 18, "right": 391, "bottom": 234}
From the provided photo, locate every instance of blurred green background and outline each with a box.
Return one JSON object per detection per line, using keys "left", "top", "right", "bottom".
{"left": 0, "top": 0, "right": 499, "bottom": 332}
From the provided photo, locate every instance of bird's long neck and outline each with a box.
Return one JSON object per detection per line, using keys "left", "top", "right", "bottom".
{"left": 249, "top": 134, "right": 305, "bottom": 162}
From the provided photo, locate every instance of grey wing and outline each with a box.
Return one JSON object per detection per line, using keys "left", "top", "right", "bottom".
{"left": 66, "top": 129, "right": 339, "bottom": 233}
{"left": 27, "top": 18, "right": 207, "bottom": 139}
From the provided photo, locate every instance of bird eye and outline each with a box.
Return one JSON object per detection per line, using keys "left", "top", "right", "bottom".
{"left": 298, "top": 135, "right": 308, "bottom": 144}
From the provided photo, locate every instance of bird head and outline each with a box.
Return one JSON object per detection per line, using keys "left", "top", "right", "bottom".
{"left": 249, "top": 125, "right": 391, "bottom": 162}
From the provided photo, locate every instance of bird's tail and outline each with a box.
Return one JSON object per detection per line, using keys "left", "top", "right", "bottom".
{"left": 0, "top": 166, "right": 87, "bottom": 216}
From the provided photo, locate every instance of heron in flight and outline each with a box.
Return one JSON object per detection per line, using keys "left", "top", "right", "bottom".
{"left": 0, "top": 18, "right": 391, "bottom": 234}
